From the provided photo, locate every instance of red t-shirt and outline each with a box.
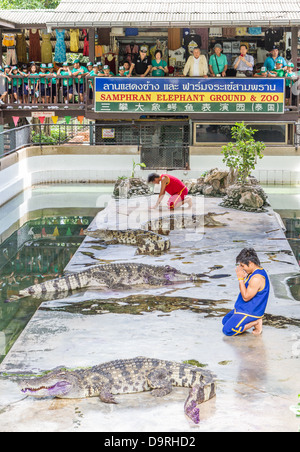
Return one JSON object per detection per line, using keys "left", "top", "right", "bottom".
{"left": 161, "top": 174, "right": 187, "bottom": 195}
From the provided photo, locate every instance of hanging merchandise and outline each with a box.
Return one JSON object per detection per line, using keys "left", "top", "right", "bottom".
{"left": 83, "top": 29, "right": 89, "bottom": 56}
{"left": 29, "top": 29, "right": 41, "bottom": 62}
{"left": 54, "top": 29, "right": 66, "bottom": 63}
{"left": 6, "top": 47, "right": 18, "bottom": 66}
{"left": 183, "top": 32, "right": 202, "bottom": 58}
{"left": 168, "top": 28, "right": 181, "bottom": 51}
{"left": 70, "top": 29, "right": 80, "bottom": 53}
{"left": 222, "top": 28, "right": 236, "bottom": 39}
{"left": 2, "top": 33, "right": 15, "bottom": 47}
{"left": 265, "top": 28, "right": 284, "bottom": 51}
{"left": 124, "top": 43, "right": 139, "bottom": 64}
{"left": 95, "top": 45, "right": 103, "bottom": 58}
{"left": 98, "top": 28, "right": 111, "bottom": 45}
{"left": 209, "top": 28, "right": 222, "bottom": 37}
{"left": 150, "top": 40, "right": 168, "bottom": 62}
{"left": 168, "top": 47, "right": 186, "bottom": 68}
{"left": 235, "top": 27, "right": 248, "bottom": 36}
{"left": 41, "top": 32, "right": 53, "bottom": 64}
{"left": 104, "top": 52, "right": 117, "bottom": 73}
{"left": 3, "top": 33, "right": 18, "bottom": 66}
{"left": 248, "top": 27, "right": 262, "bottom": 36}
{"left": 16, "top": 32, "right": 27, "bottom": 64}
{"left": 194, "top": 28, "right": 209, "bottom": 50}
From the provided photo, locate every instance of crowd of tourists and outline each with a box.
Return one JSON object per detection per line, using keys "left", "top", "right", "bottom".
{"left": 0, "top": 44, "right": 298, "bottom": 106}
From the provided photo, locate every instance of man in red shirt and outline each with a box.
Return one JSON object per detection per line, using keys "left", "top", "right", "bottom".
{"left": 148, "top": 173, "right": 192, "bottom": 210}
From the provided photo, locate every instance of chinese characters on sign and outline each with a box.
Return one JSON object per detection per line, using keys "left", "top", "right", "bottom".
{"left": 95, "top": 78, "right": 285, "bottom": 114}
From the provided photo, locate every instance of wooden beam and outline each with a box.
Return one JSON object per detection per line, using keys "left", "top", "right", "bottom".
{"left": 89, "top": 28, "right": 95, "bottom": 64}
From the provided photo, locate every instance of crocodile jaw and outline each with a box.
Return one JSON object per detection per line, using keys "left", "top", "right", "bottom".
{"left": 20, "top": 381, "right": 72, "bottom": 398}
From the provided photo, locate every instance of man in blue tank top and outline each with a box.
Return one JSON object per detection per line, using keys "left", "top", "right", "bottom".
{"left": 222, "top": 248, "right": 270, "bottom": 337}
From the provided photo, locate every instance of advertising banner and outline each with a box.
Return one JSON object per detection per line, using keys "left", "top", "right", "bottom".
{"left": 95, "top": 77, "right": 285, "bottom": 114}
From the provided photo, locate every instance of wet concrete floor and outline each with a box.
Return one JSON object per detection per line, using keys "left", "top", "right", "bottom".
{"left": 0, "top": 196, "right": 299, "bottom": 432}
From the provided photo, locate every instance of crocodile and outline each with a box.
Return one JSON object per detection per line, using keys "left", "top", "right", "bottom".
{"left": 18, "top": 357, "right": 216, "bottom": 424}
{"left": 83, "top": 213, "right": 227, "bottom": 254}
{"left": 18, "top": 263, "right": 201, "bottom": 299}
{"left": 84, "top": 229, "right": 170, "bottom": 255}
{"left": 141, "top": 212, "right": 228, "bottom": 235}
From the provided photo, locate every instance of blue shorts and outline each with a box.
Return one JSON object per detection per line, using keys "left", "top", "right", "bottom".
{"left": 222, "top": 309, "right": 262, "bottom": 336}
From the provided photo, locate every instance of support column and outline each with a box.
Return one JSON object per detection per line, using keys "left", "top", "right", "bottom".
{"left": 0, "top": 28, "right": 2, "bottom": 65}
{"left": 89, "top": 28, "right": 95, "bottom": 64}
{"left": 291, "top": 27, "right": 298, "bottom": 67}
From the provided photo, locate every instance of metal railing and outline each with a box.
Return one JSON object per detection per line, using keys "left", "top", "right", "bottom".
{"left": 0, "top": 121, "right": 91, "bottom": 157}
{"left": 0, "top": 75, "right": 299, "bottom": 114}
{"left": 0, "top": 75, "right": 95, "bottom": 110}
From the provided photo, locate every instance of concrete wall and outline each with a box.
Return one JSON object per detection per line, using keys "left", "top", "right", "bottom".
{"left": 0, "top": 144, "right": 299, "bottom": 207}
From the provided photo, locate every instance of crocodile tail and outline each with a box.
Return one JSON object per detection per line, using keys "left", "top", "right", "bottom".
{"left": 184, "top": 379, "right": 216, "bottom": 424}
{"left": 19, "top": 272, "right": 89, "bottom": 297}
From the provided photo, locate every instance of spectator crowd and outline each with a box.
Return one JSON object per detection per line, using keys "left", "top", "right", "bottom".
{"left": 0, "top": 44, "right": 298, "bottom": 107}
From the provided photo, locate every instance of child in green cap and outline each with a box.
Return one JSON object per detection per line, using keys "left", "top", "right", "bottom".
{"left": 285, "top": 62, "right": 297, "bottom": 105}
{"left": 47, "top": 63, "right": 57, "bottom": 104}
{"left": 254, "top": 66, "right": 268, "bottom": 77}
{"left": 57, "top": 62, "right": 73, "bottom": 105}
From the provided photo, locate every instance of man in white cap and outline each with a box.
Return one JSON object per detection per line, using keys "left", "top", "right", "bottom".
{"left": 128, "top": 46, "right": 152, "bottom": 77}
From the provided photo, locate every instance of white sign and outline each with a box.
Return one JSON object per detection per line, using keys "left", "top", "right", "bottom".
{"left": 31, "top": 111, "right": 55, "bottom": 118}
{"left": 102, "top": 128, "right": 115, "bottom": 139}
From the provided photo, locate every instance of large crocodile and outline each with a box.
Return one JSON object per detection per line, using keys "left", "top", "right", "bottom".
{"left": 18, "top": 357, "right": 216, "bottom": 424}
{"left": 18, "top": 263, "right": 201, "bottom": 299}
{"left": 84, "top": 229, "right": 170, "bottom": 255}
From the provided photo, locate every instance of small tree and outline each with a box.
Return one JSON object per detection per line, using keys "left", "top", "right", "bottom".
{"left": 221, "top": 122, "right": 265, "bottom": 184}
{"left": 131, "top": 159, "right": 146, "bottom": 178}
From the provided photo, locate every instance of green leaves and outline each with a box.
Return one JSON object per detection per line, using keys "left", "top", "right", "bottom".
{"left": 0, "top": 0, "right": 60, "bottom": 9}
{"left": 131, "top": 160, "right": 146, "bottom": 178}
{"left": 221, "top": 122, "right": 265, "bottom": 184}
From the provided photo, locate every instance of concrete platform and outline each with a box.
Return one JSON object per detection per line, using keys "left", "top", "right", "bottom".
{"left": 0, "top": 195, "right": 299, "bottom": 432}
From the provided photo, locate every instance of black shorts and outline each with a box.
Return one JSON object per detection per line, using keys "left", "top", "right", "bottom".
{"left": 63, "top": 85, "right": 72, "bottom": 97}
{"left": 76, "top": 83, "right": 84, "bottom": 94}
{"left": 18, "top": 86, "right": 29, "bottom": 96}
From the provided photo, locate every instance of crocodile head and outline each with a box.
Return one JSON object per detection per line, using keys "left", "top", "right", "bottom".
{"left": 162, "top": 265, "right": 197, "bottom": 284}
{"left": 84, "top": 229, "right": 106, "bottom": 239}
{"left": 19, "top": 368, "right": 85, "bottom": 399}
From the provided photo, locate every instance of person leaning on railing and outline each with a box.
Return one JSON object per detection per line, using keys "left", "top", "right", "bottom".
{"left": 0, "top": 67, "right": 11, "bottom": 105}
{"left": 150, "top": 50, "right": 169, "bottom": 77}
{"left": 47, "top": 63, "right": 58, "bottom": 104}
{"left": 36, "top": 63, "right": 48, "bottom": 104}
{"left": 182, "top": 47, "right": 208, "bottom": 77}
{"left": 57, "top": 62, "right": 73, "bottom": 105}
{"left": 233, "top": 44, "right": 254, "bottom": 77}
{"left": 28, "top": 63, "right": 40, "bottom": 105}
{"left": 209, "top": 44, "right": 228, "bottom": 77}
{"left": 9, "top": 66, "right": 23, "bottom": 104}
{"left": 87, "top": 63, "right": 99, "bottom": 102}
{"left": 71, "top": 59, "right": 89, "bottom": 105}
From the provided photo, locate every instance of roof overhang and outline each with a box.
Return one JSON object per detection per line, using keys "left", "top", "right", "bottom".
{"left": 0, "top": 19, "right": 16, "bottom": 29}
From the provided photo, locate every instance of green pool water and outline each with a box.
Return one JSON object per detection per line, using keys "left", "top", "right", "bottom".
{"left": 0, "top": 215, "right": 94, "bottom": 361}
